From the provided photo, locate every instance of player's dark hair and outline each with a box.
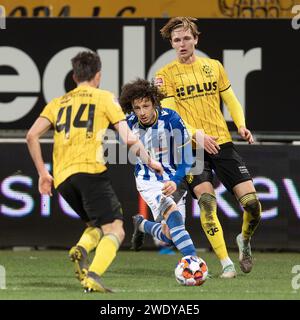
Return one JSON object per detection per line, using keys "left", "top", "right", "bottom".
{"left": 119, "top": 78, "right": 166, "bottom": 114}
{"left": 160, "top": 17, "right": 200, "bottom": 40}
{"left": 71, "top": 51, "right": 101, "bottom": 83}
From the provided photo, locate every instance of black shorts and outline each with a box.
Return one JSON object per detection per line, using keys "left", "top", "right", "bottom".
{"left": 57, "top": 171, "right": 123, "bottom": 227}
{"left": 186, "top": 142, "right": 252, "bottom": 196}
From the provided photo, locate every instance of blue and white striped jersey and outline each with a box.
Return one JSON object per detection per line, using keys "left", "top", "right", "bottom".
{"left": 126, "top": 108, "right": 192, "bottom": 184}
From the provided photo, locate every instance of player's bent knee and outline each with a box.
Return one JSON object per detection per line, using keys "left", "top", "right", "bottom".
{"left": 193, "top": 183, "right": 214, "bottom": 199}
{"left": 109, "top": 220, "right": 125, "bottom": 244}
{"left": 101, "top": 219, "right": 123, "bottom": 234}
{"left": 198, "top": 193, "right": 217, "bottom": 217}
{"left": 239, "top": 193, "right": 261, "bottom": 218}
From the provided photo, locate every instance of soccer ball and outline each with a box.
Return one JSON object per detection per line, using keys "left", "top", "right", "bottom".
{"left": 175, "top": 255, "right": 208, "bottom": 286}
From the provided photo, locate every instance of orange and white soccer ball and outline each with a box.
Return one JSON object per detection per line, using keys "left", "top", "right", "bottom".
{"left": 175, "top": 255, "right": 208, "bottom": 286}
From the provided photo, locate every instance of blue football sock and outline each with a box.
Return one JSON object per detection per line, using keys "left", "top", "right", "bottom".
{"left": 166, "top": 210, "right": 196, "bottom": 256}
{"left": 143, "top": 220, "right": 173, "bottom": 245}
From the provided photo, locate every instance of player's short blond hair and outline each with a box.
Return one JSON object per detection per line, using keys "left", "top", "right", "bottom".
{"left": 160, "top": 17, "right": 200, "bottom": 40}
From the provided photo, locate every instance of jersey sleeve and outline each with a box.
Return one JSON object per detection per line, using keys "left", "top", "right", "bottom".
{"left": 105, "top": 93, "right": 126, "bottom": 125}
{"left": 216, "top": 60, "right": 231, "bottom": 92}
{"left": 221, "top": 87, "right": 246, "bottom": 129}
{"left": 40, "top": 99, "right": 57, "bottom": 125}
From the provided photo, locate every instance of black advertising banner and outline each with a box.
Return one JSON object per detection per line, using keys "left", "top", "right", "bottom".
{"left": 0, "top": 142, "right": 138, "bottom": 247}
{"left": 0, "top": 18, "right": 300, "bottom": 132}
{"left": 1, "top": 142, "right": 300, "bottom": 250}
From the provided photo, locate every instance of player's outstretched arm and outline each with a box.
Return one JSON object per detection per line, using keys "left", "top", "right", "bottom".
{"left": 26, "top": 117, "right": 54, "bottom": 196}
{"left": 114, "top": 120, "right": 163, "bottom": 175}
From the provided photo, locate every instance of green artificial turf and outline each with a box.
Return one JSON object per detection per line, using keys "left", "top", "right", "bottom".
{"left": 0, "top": 250, "right": 299, "bottom": 300}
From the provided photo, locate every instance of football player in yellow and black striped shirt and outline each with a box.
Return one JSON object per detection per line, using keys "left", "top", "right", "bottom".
{"left": 156, "top": 17, "right": 261, "bottom": 277}
{"left": 27, "top": 51, "right": 163, "bottom": 293}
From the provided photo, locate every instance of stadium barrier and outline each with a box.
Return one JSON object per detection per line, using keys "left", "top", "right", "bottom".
{"left": 0, "top": 141, "right": 300, "bottom": 250}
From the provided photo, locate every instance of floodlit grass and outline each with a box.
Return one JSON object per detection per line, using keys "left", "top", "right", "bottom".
{"left": 0, "top": 250, "right": 299, "bottom": 300}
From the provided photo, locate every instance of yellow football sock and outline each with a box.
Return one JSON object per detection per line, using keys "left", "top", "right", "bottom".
{"left": 240, "top": 193, "right": 262, "bottom": 241}
{"left": 89, "top": 233, "right": 120, "bottom": 276}
{"left": 77, "top": 227, "right": 102, "bottom": 253}
{"left": 199, "top": 193, "right": 229, "bottom": 260}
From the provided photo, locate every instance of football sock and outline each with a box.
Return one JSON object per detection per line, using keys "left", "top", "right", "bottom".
{"left": 89, "top": 233, "right": 120, "bottom": 276}
{"left": 199, "top": 193, "right": 229, "bottom": 260}
{"left": 240, "top": 192, "right": 262, "bottom": 241}
{"left": 166, "top": 210, "right": 196, "bottom": 256}
{"left": 77, "top": 227, "right": 102, "bottom": 253}
{"left": 143, "top": 220, "right": 173, "bottom": 245}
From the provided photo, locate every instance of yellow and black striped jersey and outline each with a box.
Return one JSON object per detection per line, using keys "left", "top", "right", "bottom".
{"left": 156, "top": 57, "right": 233, "bottom": 145}
{"left": 40, "top": 85, "right": 125, "bottom": 188}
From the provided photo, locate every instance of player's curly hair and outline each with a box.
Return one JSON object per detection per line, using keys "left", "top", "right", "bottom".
{"left": 71, "top": 51, "right": 101, "bottom": 83}
{"left": 119, "top": 78, "right": 166, "bottom": 114}
{"left": 160, "top": 17, "right": 200, "bottom": 40}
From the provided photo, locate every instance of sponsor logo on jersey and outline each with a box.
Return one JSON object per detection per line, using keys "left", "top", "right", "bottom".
{"left": 176, "top": 81, "right": 217, "bottom": 97}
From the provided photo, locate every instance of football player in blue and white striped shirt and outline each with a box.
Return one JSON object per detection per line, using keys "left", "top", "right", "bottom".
{"left": 119, "top": 78, "right": 196, "bottom": 257}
